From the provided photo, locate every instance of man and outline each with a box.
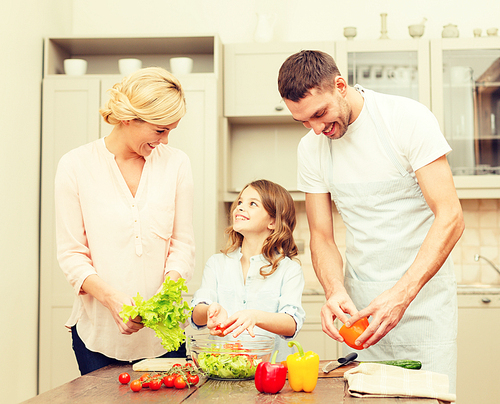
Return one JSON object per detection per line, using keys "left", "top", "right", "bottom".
{"left": 278, "top": 50, "right": 464, "bottom": 391}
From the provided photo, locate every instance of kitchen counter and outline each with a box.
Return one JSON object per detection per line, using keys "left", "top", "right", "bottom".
{"left": 21, "top": 364, "right": 442, "bottom": 404}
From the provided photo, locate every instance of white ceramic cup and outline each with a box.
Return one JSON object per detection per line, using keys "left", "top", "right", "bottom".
{"left": 64, "top": 59, "right": 88, "bottom": 76}
{"left": 343, "top": 27, "right": 357, "bottom": 40}
{"left": 169, "top": 57, "right": 194, "bottom": 75}
{"left": 118, "top": 58, "right": 142, "bottom": 76}
{"left": 486, "top": 27, "right": 498, "bottom": 36}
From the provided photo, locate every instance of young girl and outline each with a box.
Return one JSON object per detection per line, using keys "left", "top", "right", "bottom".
{"left": 190, "top": 179, "right": 305, "bottom": 361}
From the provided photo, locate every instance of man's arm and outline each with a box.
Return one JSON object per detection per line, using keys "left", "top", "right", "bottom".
{"left": 349, "top": 155, "right": 464, "bottom": 348}
{"left": 306, "top": 192, "right": 358, "bottom": 342}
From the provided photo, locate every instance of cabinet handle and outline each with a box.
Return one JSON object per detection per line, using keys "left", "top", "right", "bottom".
{"left": 275, "top": 105, "right": 284, "bottom": 111}
{"left": 481, "top": 297, "right": 491, "bottom": 304}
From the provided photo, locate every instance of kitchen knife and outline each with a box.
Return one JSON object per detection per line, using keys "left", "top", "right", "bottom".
{"left": 322, "top": 352, "right": 358, "bottom": 373}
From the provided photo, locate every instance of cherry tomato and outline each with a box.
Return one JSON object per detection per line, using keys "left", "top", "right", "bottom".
{"left": 139, "top": 373, "right": 150, "bottom": 381}
{"left": 187, "top": 374, "right": 199, "bottom": 386}
{"left": 118, "top": 372, "right": 130, "bottom": 384}
{"left": 163, "top": 374, "right": 176, "bottom": 388}
{"left": 184, "top": 362, "right": 194, "bottom": 368}
{"left": 174, "top": 375, "right": 187, "bottom": 389}
{"left": 172, "top": 363, "right": 182, "bottom": 368}
{"left": 130, "top": 380, "right": 142, "bottom": 392}
{"left": 339, "top": 317, "right": 370, "bottom": 350}
{"left": 149, "top": 378, "right": 162, "bottom": 390}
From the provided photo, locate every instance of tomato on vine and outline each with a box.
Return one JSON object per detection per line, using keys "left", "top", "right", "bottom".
{"left": 130, "top": 380, "right": 142, "bottom": 392}
{"left": 163, "top": 374, "right": 176, "bottom": 388}
{"left": 174, "top": 375, "right": 187, "bottom": 389}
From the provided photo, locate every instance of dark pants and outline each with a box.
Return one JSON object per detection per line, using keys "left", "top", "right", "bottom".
{"left": 71, "top": 325, "right": 187, "bottom": 375}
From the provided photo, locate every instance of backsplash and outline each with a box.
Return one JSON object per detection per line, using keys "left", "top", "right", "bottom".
{"left": 294, "top": 199, "right": 500, "bottom": 290}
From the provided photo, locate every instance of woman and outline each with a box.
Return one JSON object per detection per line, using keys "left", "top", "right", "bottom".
{"left": 55, "top": 67, "right": 195, "bottom": 375}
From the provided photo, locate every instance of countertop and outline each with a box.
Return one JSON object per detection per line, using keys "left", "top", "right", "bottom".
{"left": 303, "top": 285, "right": 500, "bottom": 296}
{"left": 21, "top": 364, "right": 443, "bottom": 404}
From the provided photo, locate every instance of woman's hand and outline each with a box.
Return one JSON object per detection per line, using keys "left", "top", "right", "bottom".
{"left": 103, "top": 290, "right": 145, "bottom": 335}
{"left": 206, "top": 303, "right": 228, "bottom": 336}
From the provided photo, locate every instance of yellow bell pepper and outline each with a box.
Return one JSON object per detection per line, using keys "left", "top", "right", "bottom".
{"left": 286, "top": 340, "right": 320, "bottom": 393}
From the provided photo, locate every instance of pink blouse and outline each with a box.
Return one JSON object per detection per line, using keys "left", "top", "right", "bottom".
{"left": 55, "top": 138, "right": 195, "bottom": 360}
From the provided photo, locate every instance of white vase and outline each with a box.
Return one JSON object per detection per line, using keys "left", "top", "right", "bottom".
{"left": 254, "top": 13, "right": 277, "bottom": 43}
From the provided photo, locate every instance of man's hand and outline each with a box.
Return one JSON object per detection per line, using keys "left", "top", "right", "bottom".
{"left": 321, "top": 289, "right": 358, "bottom": 342}
{"left": 346, "top": 286, "right": 410, "bottom": 349}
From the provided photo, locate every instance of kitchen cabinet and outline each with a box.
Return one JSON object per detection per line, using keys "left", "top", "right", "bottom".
{"left": 431, "top": 38, "right": 500, "bottom": 198}
{"left": 39, "top": 35, "right": 224, "bottom": 393}
{"left": 335, "top": 39, "right": 431, "bottom": 108}
{"left": 457, "top": 292, "right": 500, "bottom": 403}
{"left": 224, "top": 42, "right": 334, "bottom": 118}
{"left": 295, "top": 295, "right": 340, "bottom": 360}
{"left": 222, "top": 42, "right": 333, "bottom": 201}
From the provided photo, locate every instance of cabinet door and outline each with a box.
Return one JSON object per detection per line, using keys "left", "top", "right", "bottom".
{"left": 224, "top": 42, "right": 334, "bottom": 117}
{"left": 335, "top": 40, "right": 431, "bottom": 108}
{"left": 430, "top": 38, "right": 500, "bottom": 198}
{"left": 457, "top": 304, "right": 500, "bottom": 403}
{"left": 167, "top": 75, "right": 220, "bottom": 291}
{"left": 39, "top": 78, "right": 101, "bottom": 392}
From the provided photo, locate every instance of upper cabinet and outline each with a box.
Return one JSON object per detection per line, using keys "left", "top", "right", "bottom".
{"left": 335, "top": 39, "right": 431, "bottom": 108}
{"left": 224, "top": 42, "right": 334, "bottom": 119}
{"left": 431, "top": 38, "right": 500, "bottom": 198}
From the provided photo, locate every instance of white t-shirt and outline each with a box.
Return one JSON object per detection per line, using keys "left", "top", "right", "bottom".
{"left": 298, "top": 88, "right": 451, "bottom": 192}
{"left": 190, "top": 249, "right": 305, "bottom": 362}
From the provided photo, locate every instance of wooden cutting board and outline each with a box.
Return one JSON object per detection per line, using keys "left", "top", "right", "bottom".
{"left": 132, "top": 357, "right": 187, "bottom": 371}
{"left": 317, "top": 360, "right": 359, "bottom": 378}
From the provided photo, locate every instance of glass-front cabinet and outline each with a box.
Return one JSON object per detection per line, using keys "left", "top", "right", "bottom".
{"left": 431, "top": 38, "right": 500, "bottom": 198}
{"left": 335, "top": 39, "right": 431, "bottom": 108}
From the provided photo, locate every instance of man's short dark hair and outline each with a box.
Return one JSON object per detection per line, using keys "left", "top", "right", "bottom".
{"left": 278, "top": 50, "right": 341, "bottom": 102}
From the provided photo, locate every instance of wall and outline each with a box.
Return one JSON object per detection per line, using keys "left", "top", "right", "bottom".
{"left": 71, "top": 0, "right": 499, "bottom": 43}
{"left": 0, "top": 2, "right": 72, "bottom": 403}
{"left": 295, "top": 200, "right": 500, "bottom": 292}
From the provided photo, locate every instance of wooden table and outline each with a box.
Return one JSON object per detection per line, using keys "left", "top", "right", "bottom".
{"left": 22, "top": 364, "right": 442, "bottom": 404}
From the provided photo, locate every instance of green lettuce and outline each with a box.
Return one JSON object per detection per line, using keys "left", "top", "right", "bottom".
{"left": 198, "top": 351, "right": 261, "bottom": 379}
{"left": 120, "top": 277, "right": 192, "bottom": 351}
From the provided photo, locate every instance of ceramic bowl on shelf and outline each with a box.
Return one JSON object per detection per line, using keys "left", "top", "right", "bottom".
{"left": 169, "top": 57, "right": 194, "bottom": 75}
{"left": 486, "top": 27, "right": 498, "bottom": 37}
{"left": 408, "top": 24, "right": 425, "bottom": 38}
{"left": 187, "top": 332, "right": 273, "bottom": 380}
{"left": 118, "top": 58, "right": 142, "bottom": 76}
{"left": 64, "top": 59, "right": 87, "bottom": 76}
{"left": 343, "top": 26, "right": 357, "bottom": 40}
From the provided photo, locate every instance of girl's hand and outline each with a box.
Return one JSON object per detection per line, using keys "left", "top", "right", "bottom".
{"left": 223, "top": 310, "right": 259, "bottom": 338}
{"left": 207, "top": 303, "right": 228, "bottom": 335}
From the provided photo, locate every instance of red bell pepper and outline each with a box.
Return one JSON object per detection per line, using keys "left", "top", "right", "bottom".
{"left": 254, "top": 350, "right": 287, "bottom": 394}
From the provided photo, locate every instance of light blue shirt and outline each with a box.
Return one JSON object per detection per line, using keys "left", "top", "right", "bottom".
{"left": 190, "top": 248, "right": 306, "bottom": 361}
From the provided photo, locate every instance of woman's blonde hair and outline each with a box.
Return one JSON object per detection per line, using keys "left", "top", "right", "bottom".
{"left": 222, "top": 179, "right": 299, "bottom": 278}
{"left": 100, "top": 66, "right": 186, "bottom": 126}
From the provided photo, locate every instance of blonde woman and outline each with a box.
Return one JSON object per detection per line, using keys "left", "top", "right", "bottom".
{"left": 190, "top": 180, "right": 305, "bottom": 362}
{"left": 55, "top": 67, "right": 195, "bottom": 374}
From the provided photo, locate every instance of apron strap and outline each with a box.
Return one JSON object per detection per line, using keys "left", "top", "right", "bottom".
{"left": 355, "top": 85, "right": 409, "bottom": 178}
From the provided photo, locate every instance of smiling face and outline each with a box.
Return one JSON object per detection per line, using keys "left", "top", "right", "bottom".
{"left": 125, "top": 119, "right": 180, "bottom": 157}
{"left": 284, "top": 78, "right": 353, "bottom": 140}
{"left": 232, "top": 186, "right": 275, "bottom": 238}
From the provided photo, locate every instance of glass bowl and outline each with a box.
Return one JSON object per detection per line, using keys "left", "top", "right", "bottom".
{"left": 187, "top": 332, "right": 274, "bottom": 380}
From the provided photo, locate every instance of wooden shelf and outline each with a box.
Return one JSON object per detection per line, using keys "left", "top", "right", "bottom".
{"left": 43, "top": 35, "right": 221, "bottom": 77}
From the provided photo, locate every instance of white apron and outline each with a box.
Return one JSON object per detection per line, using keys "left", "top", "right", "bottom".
{"left": 329, "top": 86, "right": 457, "bottom": 393}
